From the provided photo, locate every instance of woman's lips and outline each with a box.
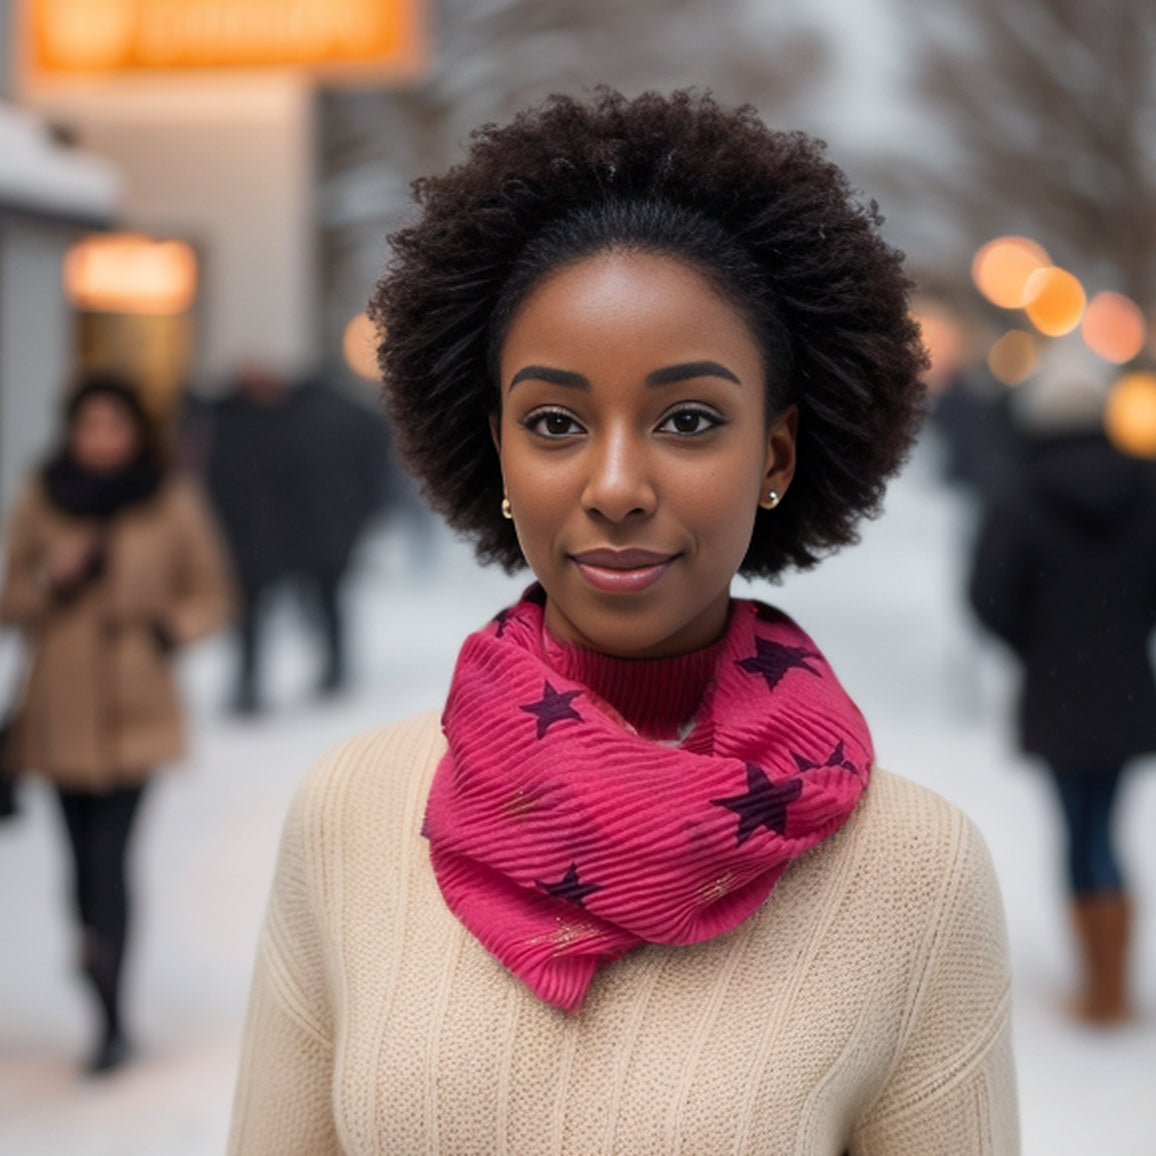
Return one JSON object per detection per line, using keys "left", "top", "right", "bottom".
{"left": 571, "top": 549, "right": 677, "bottom": 594}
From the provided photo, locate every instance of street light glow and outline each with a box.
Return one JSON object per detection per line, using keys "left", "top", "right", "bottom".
{"left": 64, "top": 232, "right": 198, "bottom": 315}
{"left": 1023, "top": 267, "right": 1086, "bottom": 336}
{"left": 1104, "top": 372, "right": 1156, "bottom": 458}
{"left": 1081, "top": 291, "right": 1147, "bottom": 364}
{"left": 971, "top": 236, "right": 1051, "bottom": 309}
{"left": 342, "top": 311, "right": 380, "bottom": 381}
{"left": 987, "top": 329, "right": 1037, "bottom": 385}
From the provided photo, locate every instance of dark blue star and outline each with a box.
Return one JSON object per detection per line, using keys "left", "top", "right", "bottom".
{"left": 737, "top": 636, "right": 822, "bottom": 693}
{"left": 536, "top": 862, "right": 603, "bottom": 907}
{"left": 520, "top": 680, "right": 583, "bottom": 739}
{"left": 792, "top": 740, "right": 859, "bottom": 776}
{"left": 492, "top": 607, "right": 523, "bottom": 638}
{"left": 711, "top": 762, "right": 803, "bottom": 846}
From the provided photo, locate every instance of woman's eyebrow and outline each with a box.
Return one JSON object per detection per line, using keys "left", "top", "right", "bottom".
{"left": 645, "top": 361, "right": 741, "bottom": 387}
{"left": 508, "top": 366, "right": 590, "bottom": 392}
{"left": 509, "top": 361, "right": 742, "bottom": 392}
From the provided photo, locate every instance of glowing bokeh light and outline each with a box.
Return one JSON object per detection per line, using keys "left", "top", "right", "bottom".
{"left": 912, "top": 305, "right": 964, "bottom": 394}
{"left": 64, "top": 233, "right": 197, "bottom": 315}
{"left": 971, "top": 236, "right": 1051, "bottom": 309}
{"left": 1104, "top": 372, "right": 1156, "bottom": 458}
{"left": 342, "top": 312, "right": 380, "bottom": 381}
{"left": 1023, "top": 267, "right": 1086, "bottom": 336}
{"left": 1081, "top": 291, "right": 1146, "bottom": 364}
{"left": 987, "top": 330, "right": 1038, "bottom": 385}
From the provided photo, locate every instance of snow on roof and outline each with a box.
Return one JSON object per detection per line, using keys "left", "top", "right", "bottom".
{"left": 0, "top": 103, "right": 120, "bottom": 222}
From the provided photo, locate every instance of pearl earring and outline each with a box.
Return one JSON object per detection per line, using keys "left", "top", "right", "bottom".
{"left": 764, "top": 490, "right": 781, "bottom": 509}
{"left": 501, "top": 497, "right": 513, "bottom": 520}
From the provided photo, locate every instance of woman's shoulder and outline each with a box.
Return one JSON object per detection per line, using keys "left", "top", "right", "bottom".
{"left": 834, "top": 767, "right": 1004, "bottom": 924}
{"left": 288, "top": 710, "right": 446, "bottom": 842}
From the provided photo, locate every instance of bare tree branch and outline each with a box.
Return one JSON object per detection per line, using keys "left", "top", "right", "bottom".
{"left": 877, "top": 0, "right": 1156, "bottom": 305}
{"left": 317, "top": 0, "right": 832, "bottom": 356}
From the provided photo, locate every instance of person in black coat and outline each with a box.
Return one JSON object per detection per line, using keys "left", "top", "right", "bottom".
{"left": 286, "top": 371, "right": 391, "bottom": 694}
{"left": 204, "top": 366, "right": 390, "bottom": 712}
{"left": 969, "top": 375, "right": 1156, "bottom": 1025}
{"left": 204, "top": 367, "right": 299, "bottom": 713}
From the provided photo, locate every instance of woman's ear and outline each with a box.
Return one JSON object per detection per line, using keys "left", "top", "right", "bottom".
{"left": 489, "top": 411, "right": 502, "bottom": 453}
{"left": 760, "top": 405, "right": 798, "bottom": 509}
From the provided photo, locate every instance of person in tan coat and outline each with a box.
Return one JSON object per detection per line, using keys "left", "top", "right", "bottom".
{"left": 0, "top": 372, "right": 233, "bottom": 1073}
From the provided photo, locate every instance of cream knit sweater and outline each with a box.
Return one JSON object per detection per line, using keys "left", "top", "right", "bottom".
{"left": 229, "top": 711, "right": 1019, "bottom": 1155}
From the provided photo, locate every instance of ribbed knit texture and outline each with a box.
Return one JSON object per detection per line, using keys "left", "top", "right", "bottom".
{"left": 426, "top": 594, "right": 873, "bottom": 1012}
{"left": 229, "top": 712, "right": 1020, "bottom": 1155}
{"left": 542, "top": 629, "right": 724, "bottom": 741}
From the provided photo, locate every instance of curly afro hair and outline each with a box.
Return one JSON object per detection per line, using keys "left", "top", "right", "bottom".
{"left": 369, "top": 88, "right": 927, "bottom": 578}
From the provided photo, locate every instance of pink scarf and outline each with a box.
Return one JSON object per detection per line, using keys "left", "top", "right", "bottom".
{"left": 425, "top": 588, "right": 873, "bottom": 1012}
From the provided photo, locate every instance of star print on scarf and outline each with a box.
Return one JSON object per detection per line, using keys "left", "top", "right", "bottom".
{"left": 425, "top": 587, "right": 873, "bottom": 1012}
{"left": 520, "top": 681, "right": 583, "bottom": 739}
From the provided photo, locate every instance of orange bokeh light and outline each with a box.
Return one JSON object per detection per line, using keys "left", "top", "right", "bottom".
{"left": 1023, "top": 267, "right": 1086, "bottom": 336}
{"left": 987, "top": 330, "right": 1038, "bottom": 385}
{"left": 971, "top": 236, "right": 1051, "bottom": 309}
{"left": 1104, "top": 372, "right": 1156, "bottom": 458}
{"left": 64, "top": 232, "right": 197, "bottom": 315}
{"left": 1081, "top": 291, "right": 1146, "bottom": 364}
{"left": 342, "top": 311, "right": 379, "bottom": 381}
{"left": 912, "top": 305, "right": 964, "bottom": 394}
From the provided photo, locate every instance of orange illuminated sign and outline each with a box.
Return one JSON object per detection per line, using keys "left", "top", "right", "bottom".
{"left": 22, "top": 0, "right": 424, "bottom": 80}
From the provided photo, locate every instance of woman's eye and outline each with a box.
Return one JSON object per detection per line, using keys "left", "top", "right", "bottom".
{"left": 527, "top": 411, "right": 582, "bottom": 438}
{"left": 659, "top": 408, "right": 721, "bottom": 435}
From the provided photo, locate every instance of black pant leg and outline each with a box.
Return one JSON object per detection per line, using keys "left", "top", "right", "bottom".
{"left": 84, "top": 783, "right": 146, "bottom": 976}
{"left": 312, "top": 566, "right": 346, "bottom": 691}
{"left": 56, "top": 783, "right": 147, "bottom": 1040}
{"left": 56, "top": 788, "right": 97, "bottom": 930}
{"left": 235, "top": 582, "right": 266, "bottom": 708}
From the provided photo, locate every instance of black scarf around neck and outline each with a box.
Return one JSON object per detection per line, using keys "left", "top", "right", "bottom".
{"left": 42, "top": 453, "right": 163, "bottom": 519}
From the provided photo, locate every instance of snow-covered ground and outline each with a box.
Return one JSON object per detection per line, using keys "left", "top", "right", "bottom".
{"left": 1, "top": 442, "right": 1154, "bottom": 1154}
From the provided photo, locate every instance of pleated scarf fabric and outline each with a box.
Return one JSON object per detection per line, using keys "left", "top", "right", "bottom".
{"left": 425, "top": 589, "right": 873, "bottom": 1012}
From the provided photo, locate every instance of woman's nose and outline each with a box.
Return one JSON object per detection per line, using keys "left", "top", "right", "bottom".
{"left": 580, "top": 429, "right": 656, "bottom": 522}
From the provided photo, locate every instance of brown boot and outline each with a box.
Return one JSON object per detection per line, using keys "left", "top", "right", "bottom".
{"left": 1069, "top": 892, "right": 1132, "bottom": 1026}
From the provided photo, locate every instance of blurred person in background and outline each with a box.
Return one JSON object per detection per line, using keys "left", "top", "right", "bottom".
{"left": 204, "top": 364, "right": 389, "bottom": 713}
{"left": 203, "top": 364, "right": 297, "bottom": 714}
{"left": 0, "top": 372, "right": 233, "bottom": 1073}
{"left": 229, "top": 90, "right": 1018, "bottom": 1153}
{"left": 969, "top": 343, "right": 1156, "bottom": 1027}
{"left": 929, "top": 362, "right": 1017, "bottom": 508}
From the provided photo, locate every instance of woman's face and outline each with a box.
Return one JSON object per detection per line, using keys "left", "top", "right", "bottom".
{"left": 495, "top": 250, "right": 797, "bottom": 659}
{"left": 69, "top": 395, "right": 141, "bottom": 474}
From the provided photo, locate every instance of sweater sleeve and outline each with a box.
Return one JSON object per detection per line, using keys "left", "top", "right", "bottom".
{"left": 850, "top": 817, "right": 1020, "bottom": 1156}
{"left": 228, "top": 758, "right": 342, "bottom": 1156}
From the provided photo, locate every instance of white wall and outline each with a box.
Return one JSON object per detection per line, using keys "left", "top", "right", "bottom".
{"left": 29, "top": 77, "right": 318, "bottom": 389}
{"left": 0, "top": 219, "right": 74, "bottom": 516}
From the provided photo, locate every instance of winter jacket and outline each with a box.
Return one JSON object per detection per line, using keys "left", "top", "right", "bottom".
{"left": 968, "top": 433, "right": 1156, "bottom": 767}
{"left": 0, "top": 475, "right": 233, "bottom": 789}
{"left": 204, "top": 378, "right": 389, "bottom": 591}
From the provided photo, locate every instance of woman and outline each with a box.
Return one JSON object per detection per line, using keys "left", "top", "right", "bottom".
{"left": 0, "top": 373, "right": 233, "bottom": 1073}
{"left": 230, "top": 91, "right": 1018, "bottom": 1153}
{"left": 969, "top": 351, "right": 1156, "bottom": 1026}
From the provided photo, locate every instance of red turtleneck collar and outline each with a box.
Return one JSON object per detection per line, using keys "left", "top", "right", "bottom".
{"left": 541, "top": 626, "right": 726, "bottom": 742}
